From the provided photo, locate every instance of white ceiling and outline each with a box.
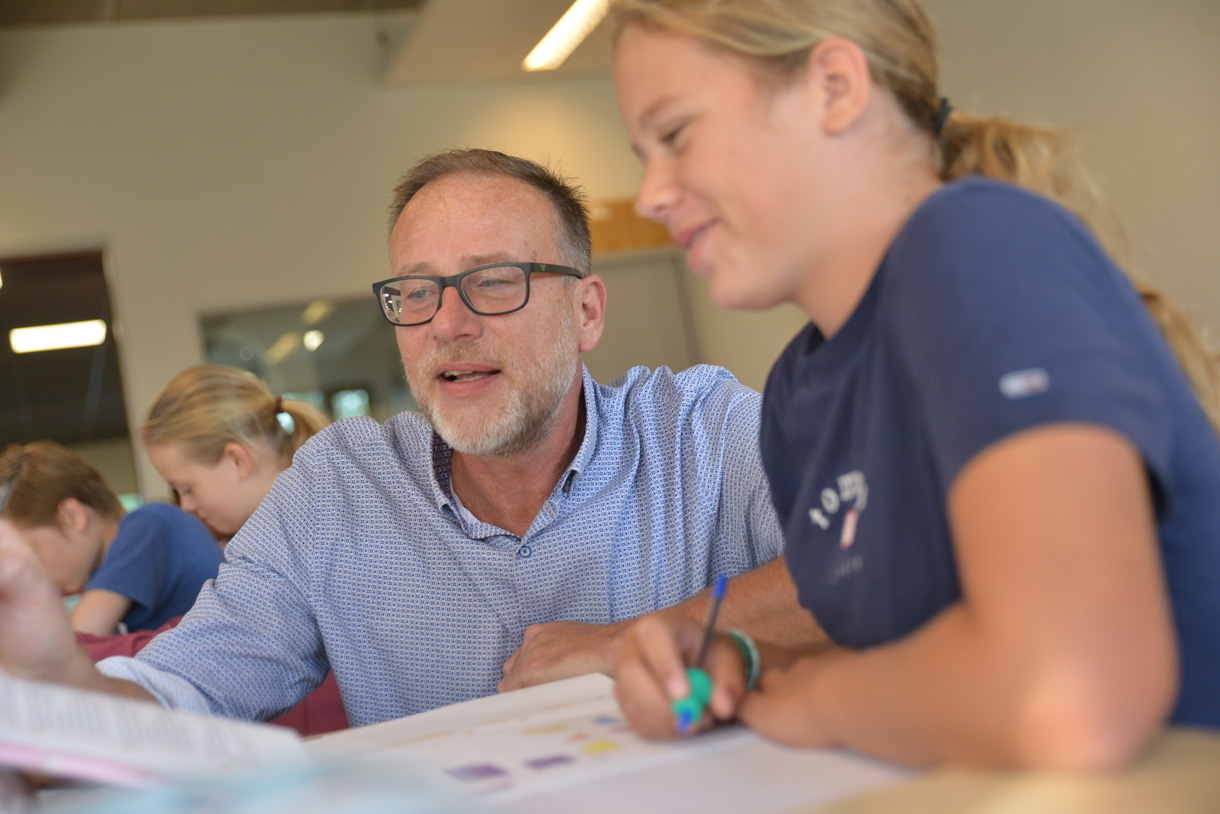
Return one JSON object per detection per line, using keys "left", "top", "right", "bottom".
{"left": 0, "top": 0, "right": 615, "bottom": 87}
{"left": 382, "top": 0, "right": 615, "bottom": 86}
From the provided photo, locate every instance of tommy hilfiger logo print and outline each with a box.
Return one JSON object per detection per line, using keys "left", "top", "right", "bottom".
{"left": 808, "top": 470, "right": 869, "bottom": 548}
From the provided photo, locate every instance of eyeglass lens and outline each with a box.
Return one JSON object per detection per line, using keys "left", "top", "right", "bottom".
{"left": 380, "top": 265, "right": 529, "bottom": 325}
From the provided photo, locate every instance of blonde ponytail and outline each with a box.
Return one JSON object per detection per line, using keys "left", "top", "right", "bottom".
{"left": 143, "top": 365, "right": 331, "bottom": 469}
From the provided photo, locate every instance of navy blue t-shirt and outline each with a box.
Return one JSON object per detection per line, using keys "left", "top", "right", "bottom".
{"left": 85, "top": 502, "right": 224, "bottom": 631}
{"left": 761, "top": 177, "right": 1220, "bottom": 728}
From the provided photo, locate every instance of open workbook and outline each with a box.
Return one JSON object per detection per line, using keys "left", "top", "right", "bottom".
{"left": 0, "top": 671, "right": 306, "bottom": 788}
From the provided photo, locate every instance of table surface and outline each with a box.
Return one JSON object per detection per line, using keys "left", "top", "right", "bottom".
{"left": 811, "top": 728, "right": 1220, "bottom": 814}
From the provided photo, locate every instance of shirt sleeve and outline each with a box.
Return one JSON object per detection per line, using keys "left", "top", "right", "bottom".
{"left": 99, "top": 453, "right": 329, "bottom": 721}
{"left": 887, "top": 185, "right": 1173, "bottom": 492}
{"left": 684, "top": 367, "right": 785, "bottom": 574}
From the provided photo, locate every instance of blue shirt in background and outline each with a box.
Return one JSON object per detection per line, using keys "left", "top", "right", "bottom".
{"left": 86, "top": 502, "right": 223, "bottom": 631}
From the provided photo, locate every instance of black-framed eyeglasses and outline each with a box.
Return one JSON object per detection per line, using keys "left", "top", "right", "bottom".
{"left": 372, "top": 262, "right": 583, "bottom": 327}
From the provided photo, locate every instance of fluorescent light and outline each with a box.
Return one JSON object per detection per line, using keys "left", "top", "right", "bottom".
{"left": 523, "top": 0, "right": 609, "bottom": 72}
{"left": 10, "top": 320, "right": 107, "bottom": 353}
{"left": 303, "top": 330, "right": 324, "bottom": 352}
{"left": 301, "top": 300, "right": 334, "bottom": 326}
{"left": 265, "top": 331, "right": 301, "bottom": 365}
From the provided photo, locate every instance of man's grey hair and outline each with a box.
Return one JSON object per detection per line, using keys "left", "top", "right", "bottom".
{"left": 388, "top": 148, "right": 593, "bottom": 276}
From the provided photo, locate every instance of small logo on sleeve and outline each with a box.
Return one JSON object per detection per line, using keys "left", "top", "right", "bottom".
{"left": 999, "top": 367, "right": 1049, "bottom": 400}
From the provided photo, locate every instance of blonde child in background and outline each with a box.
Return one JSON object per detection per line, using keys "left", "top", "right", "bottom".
{"left": 140, "top": 364, "right": 329, "bottom": 541}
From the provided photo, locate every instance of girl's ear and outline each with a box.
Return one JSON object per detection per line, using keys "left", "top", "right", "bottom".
{"left": 803, "top": 36, "right": 872, "bottom": 136}
{"left": 222, "top": 442, "right": 255, "bottom": 479}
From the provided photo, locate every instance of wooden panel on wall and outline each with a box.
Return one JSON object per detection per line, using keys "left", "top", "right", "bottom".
{"left": 589, "top": 199, "right": 674, "bottom": 256}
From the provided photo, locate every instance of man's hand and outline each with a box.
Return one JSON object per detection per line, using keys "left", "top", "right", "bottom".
{"left": 0, "top": 530, "right": 93, "bottom": 683}
{"left": 498, "top": 620, "right": 627, "bottom": 692}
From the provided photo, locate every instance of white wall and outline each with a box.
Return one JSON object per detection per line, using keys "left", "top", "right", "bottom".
{"left": 1, "top": 1, "right": 1218, "bottom": 496}
{"left": 927, "top": 0, "right": 1220, "bottom": 313}
{"left": 0, "top": 13, "right": 642, "bottom": 496}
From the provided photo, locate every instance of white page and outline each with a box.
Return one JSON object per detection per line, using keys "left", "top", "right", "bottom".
{"left": 307, "top": 673, "right": 616, "bottom": 759}
{"left": 306, "top": 674, "right": 910, "bottom": 811}
{"left": 0, "top": 672, "right": 306, "bottom": 788}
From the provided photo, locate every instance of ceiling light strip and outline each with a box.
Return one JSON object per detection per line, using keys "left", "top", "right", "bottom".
{"left": 10, "top": 320, "right": 108, "bottom": 353}
{"left": 523, "top": 0, "right": 609, "bottom": 72}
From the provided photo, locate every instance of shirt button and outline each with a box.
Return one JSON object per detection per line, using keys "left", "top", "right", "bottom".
{"left": 518, "top": 545, "right": 532, "bottom": 558}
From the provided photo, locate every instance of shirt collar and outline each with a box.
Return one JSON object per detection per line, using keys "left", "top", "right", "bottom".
{"left": 564, "top": 365, "right": 599, "bottom": 494}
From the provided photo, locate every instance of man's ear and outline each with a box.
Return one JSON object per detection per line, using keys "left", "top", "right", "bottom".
{"left": 803, "top": 36, "right": 872, "bottom": 135}
{"left": 222, "top": 442, "right": 255, "bottom": 479}
{"left": 576, "top": 275, "right": 607, "bottom": 354}
{"left": 57, "top": 498, "right": 90, "bottom": 533}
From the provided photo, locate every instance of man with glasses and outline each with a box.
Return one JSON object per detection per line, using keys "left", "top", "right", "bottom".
{"left": 0, "top": 149, "right": 818, "bottom": 725}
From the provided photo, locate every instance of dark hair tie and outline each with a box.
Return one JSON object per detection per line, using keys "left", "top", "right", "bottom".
{"left": 274, "top": 396, "right": 284, "bottom": 415}
{"left": 933, "top": 96, "right": 953, "bottom": 138}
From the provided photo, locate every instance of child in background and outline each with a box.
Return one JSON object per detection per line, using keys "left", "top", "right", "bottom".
{"left": 80, "top": 363, "right": 346, "bottom": 736}
{"left": 0, "top": 441, "right": 222, "bottom": 636}
{"left": 139, "top": 364, "right": 329, "bottom": 543}
{"left": 610, "top": 0, "right": 1220, "bottom": 768}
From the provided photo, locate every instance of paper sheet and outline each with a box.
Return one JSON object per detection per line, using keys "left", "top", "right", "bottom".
{"left": 0, "top": 672, "right": 306, "bottom": 788}
{"left": 307, "top": 674, "right": 910, "bottom": 812}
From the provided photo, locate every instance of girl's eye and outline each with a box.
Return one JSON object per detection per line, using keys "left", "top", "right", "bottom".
{"left": 660, "top": 122, "right": 687, "bottom": 148}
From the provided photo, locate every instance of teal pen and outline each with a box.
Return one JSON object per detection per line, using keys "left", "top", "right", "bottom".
{"left": 671, "top": 573, "right": 727, "bottom": 734}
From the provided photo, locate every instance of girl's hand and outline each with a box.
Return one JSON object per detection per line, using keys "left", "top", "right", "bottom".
{"left": 614, "top": 615, "right": 748, "bottom": 739}
{"left": 739, "top": 653, "right": 844, "bottom": 748}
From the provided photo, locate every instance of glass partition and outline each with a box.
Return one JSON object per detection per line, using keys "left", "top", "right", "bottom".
{"left": 201, "top": 298, "right": 414, "bottom": 423}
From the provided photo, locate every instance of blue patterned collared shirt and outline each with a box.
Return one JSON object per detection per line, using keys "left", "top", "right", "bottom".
{"left": 100, "top": 365, "right": 782, "bottom": 725}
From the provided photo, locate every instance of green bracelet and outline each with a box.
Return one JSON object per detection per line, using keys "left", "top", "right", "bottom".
{"left": 724, "top": 628, "right": 760, "bottom": 690}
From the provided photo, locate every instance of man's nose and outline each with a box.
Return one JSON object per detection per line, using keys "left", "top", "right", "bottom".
{"left": 428, "top": 286, "right": 482, "bottom": 341}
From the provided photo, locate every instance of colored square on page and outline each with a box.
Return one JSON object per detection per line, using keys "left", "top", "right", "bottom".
{"left": 447, "top": 763, "right": 509, "bottom": 783}
{"left": 581, "top": 739, "right": 621, "bottom": 755}
{"left": 525, "top": 754, "right": 575, "bottom": 770}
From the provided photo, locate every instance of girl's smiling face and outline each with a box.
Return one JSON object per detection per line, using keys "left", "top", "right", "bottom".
{"left": 615, "top": 23, "right": 836, "bottom": 314}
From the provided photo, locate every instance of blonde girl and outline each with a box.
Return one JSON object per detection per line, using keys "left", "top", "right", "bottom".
{"left": 611, "top": 0, "right": 1220, "bottom": 768}
{"left": 142, "top": 365, "right": 328, "bottom": 539}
